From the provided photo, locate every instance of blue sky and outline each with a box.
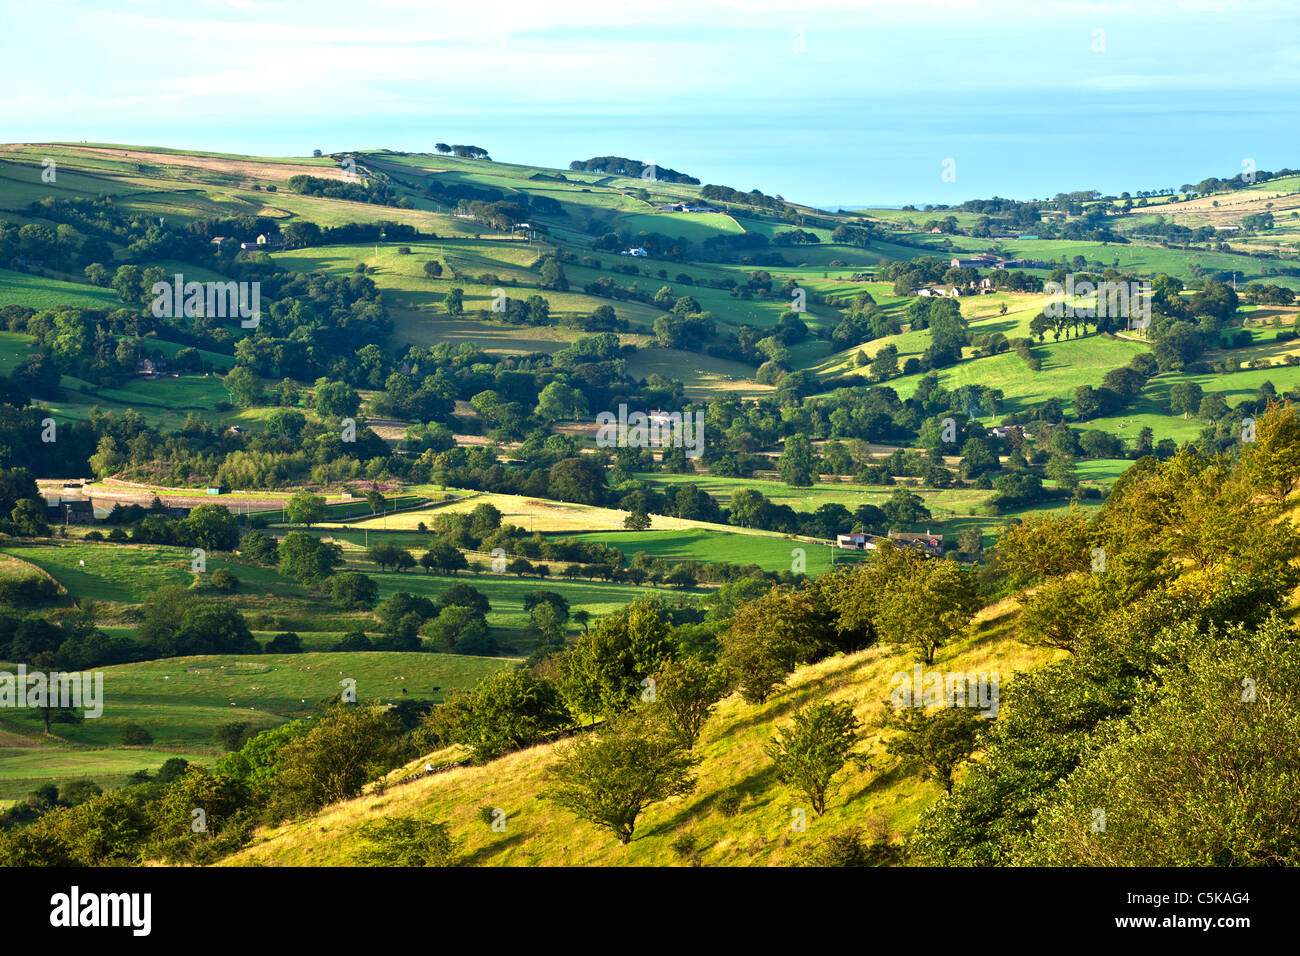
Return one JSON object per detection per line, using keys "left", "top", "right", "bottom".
{"left": 4, "top": 0, "right": 1298, "bottom": 205}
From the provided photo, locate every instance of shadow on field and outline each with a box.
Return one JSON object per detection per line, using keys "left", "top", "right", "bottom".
{"left": 460, "top": 829, "right": 528, "bottom": 865}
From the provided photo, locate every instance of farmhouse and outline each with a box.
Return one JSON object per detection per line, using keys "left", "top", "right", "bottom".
{"left": 988, "top": 425, "right": 1025, "bottom": 440}
{"left": 656, "top": 202, "right": 718, "bottom": 213}
{"left": 835, "top": 532, "right": 889, "bottom": 550}
{"left": 623, "top": 247, "right": 648, "bottom": 257}
{"left": 888, "top": 530, "right": 944, "bottom": 557}
{"left": 45, "top": 498, "right": 94, "bottom": 524}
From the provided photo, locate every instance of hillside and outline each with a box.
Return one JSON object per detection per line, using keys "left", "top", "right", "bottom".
{"left": 225, "top": 606, "right": 1051, "bottom": 866}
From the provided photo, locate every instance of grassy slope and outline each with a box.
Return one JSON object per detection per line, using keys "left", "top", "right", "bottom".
{"left": 224, "top": 607, "right": 1055, "bottom": 866}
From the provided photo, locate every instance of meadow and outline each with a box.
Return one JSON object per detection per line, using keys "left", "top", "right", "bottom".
{"left": 0, "top": 650, "right": 508, "bottom": 798}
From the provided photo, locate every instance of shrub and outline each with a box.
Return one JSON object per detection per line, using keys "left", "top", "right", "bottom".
{"left": 357, "top": 815, "right": 458, "bottom": 866}
{"left": 120, "top": 723, "right": 153, "bottom": 746}
{"left": 266, "top": 631, "right": 303, "bottom": 653}
{"left": 210, "top": 568, "right": 238, "bottom": 592}
{"left": 715, "top": 785, "right": 746, "bottom": 818}
{"left": 669, "top": 832, "right": 700, "bottom": 863}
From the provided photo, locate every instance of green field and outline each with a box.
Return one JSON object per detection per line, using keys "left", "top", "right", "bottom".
{"left": 0, "top": 268, "right": 119, "bottom": 310}
{"left": 549, "top": 528, "right": 853, "bottom": 574}
{"left": 0, "top": 650, "right": 508, "bottom": 798}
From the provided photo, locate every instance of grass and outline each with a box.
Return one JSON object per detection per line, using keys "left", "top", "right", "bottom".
{"left": 547, "top": 528, "right": 853, "bottom": 575}
{"left": 0, "top": 651, "right": 509, "bottom": 797}
{"left": 0, "top": 268, "right": 119, "bottom": 310}
{"left": 0, "top": 541, "right": 319, "bottom": 612}
{"left": 876, "top": 333, "right": 1149, "bottom": 421}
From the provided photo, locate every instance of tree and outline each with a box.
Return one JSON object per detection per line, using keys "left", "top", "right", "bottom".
{"left": 277, "top": 532, "right": 343, "bottom": 585}
{"left": 529, "top": 601, "right": 568, "bottom": 646}
{"left": 650, "top": 656, "right": 728, "bottom": 749}
{"left": 1015, "top": 571, "right": 1110, "bottom": 654}
{"left": 10, "top": 499, "right": 48, "bottom": 536}
{"left": 222, "top": 366, "right": 262, "bottom": 407}
{"left": 872, "top": 554, "right": 980, "bottom": 664}
{"left": 777, "top": 433, "right": 816, "bottom": 487}
{"left": 544, "top": 711, "right": 697, "bottom": 845}
{"left": 424, "top": 667, "right": 569, "bottom": 762}
{"left": 286, "top": 490, "right": 326, "bottom": 526}
{"left": 765, "top": 701, "right": 861, "bottom": 815}
{"left": 181, "top": 504, "right": 240, "bottom": 552}
{"left": 239, "top": 529, "right": 280, "bottom": 565}
{"left": 423, "top": 605, "right": 493, "bottom": 654}
{"left": 272, "top": 704, "right": 404, "bottom": 816}
{"left": 538, "top": 257, "right": 568, "bottom": 291}
{"left": 111, "top": 264, "right": 144, "bottom": 304}
{"left": 437, "top": 583, "right": 491, "bottom": 616}
{"left": 267, "top": 631, "right": 303, "bottom": 653}
{"left": 1169, "top": 381, "right": 1204, "bottom": 418}
{"left": 443, "top": 288, "right": 465, "bottom": 315}
{"left": 885, "top": 704, "right": 983, "bottom": 793}
{"left": 214, "top": 721, "right": 255, "bottom": 751}
{"left": 719, "top": 586, "right": 837, "bottom": 703}
{"left": 181, "top": 601, "right": 257, "bottom": 649}
{"left": 420, "top": 541, "right": 467, "bottom": 575}
{"left": 623, "top": 509, "right": 651, "bottom": 531}
{"left": 313, "top": 379, "right": 360, "bottom": 419}
{"left": 423, "top": 260, "right": 443, "bottom": 279}
{"left": 557, "top": 599, "right": 674, "bottom": 720}
{"left": 365, "top": 489, "right": 385, "bottom": 515}
{"left": 327, "top": 571, "right": 379, "bottom": 610}
{"left": 534, "top": 380, "right": 587, "bottom": 424}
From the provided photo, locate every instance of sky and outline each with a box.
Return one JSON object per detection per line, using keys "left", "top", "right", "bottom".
{"left": 3, "top": 0, "right": 1299, "bottom": 206}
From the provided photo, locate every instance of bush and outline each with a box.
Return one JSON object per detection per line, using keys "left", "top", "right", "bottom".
{"left": 795, "top": 827, "right": 896, "bottom": 867}
{"left": 0, "top": 574, "right": 58, "bottom": 606}
{"left": 120, "top": 723, "right": 153, "bottom": 746}
{"left": 669, "top": 832, "right": 700, "bottom": 864}
{"left": 214, "top": 721, "right": 255, "bottom": 751}
{"left": 715, "top": 785, "right": 746, "bottom": 817}
{"left": 267, "top": 631, "right": 303, "bottom": 653}
{"left": 357, "top": 815, "right": 458, "bottom": 866}
{"left": 335, "top": 630, "right": 373, "bottom": 651}
{"left": 210, "top": 568, "right": 238, "bottom": 592}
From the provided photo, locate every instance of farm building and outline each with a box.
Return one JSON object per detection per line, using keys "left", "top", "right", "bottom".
{"left": 45, "top": 499, "right": 94, "bottom": 524}
{"left": 951, "top": 254, "right": 998, "bottom": 268}
{"left": 656, "top": 202, "right": 718, "bottom": 213}
{"left": 888, "top": 530, "right": 944, "bottom": 557}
